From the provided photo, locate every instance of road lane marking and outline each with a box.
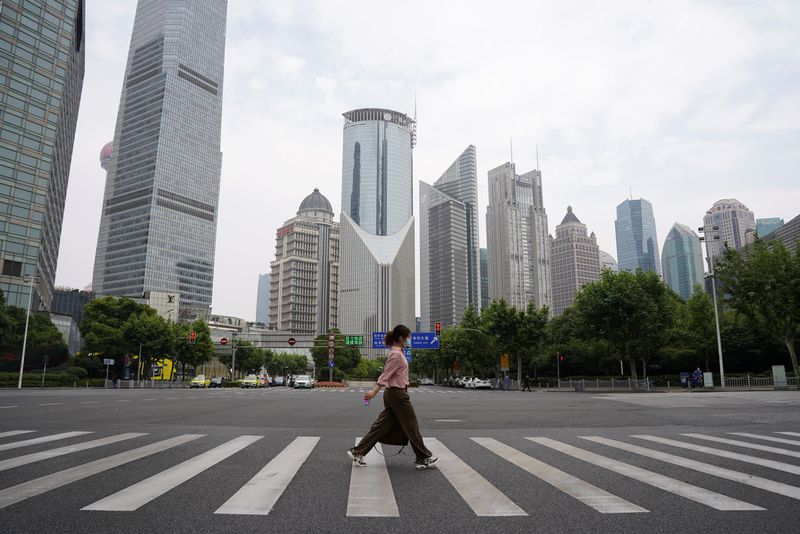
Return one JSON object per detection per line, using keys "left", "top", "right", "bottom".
{"left": 425, "top": 437, "right": 526, "bottom": 516}
{"left": 0, "top": 430, "right": 34, "bottom": 439}
{"left": 0, "top": 406, "right": 18, "bottom": 409}
{"left": 345, "top": 438, "right": 399, "bottom": 517}
{"left": 0, "top": 434, "right": 203, "bottom": 510}
{"left": 0, "top": 433, "right": 147, "bottom": 472}
{"left": 527, "top": 437, "right": 762, "bottom": 511}
{"left": 729, "top": 432, "right": 800, "bottom": 447}
{"left": 0, "top": 431, "right": 93, "bottom": 452}
{"left": 81, "top": 401, "right": 100, "bottom": 404}
{"left": 37, "top": 403, "right": 63, "bottom": 406}
{"left": 142, "top": 398, "right": 156, "bottom": 401}
{"left": 682, "top": 433, "right": 800, "bottom": 459}
{"left": 777, "top": 432, "right": 800, "bottom": 438}
{"left": 215, "top": 436, "right": 318, "bottom": 516}
{"left": 582, "top": 436, "right": 800, "bottom": 501}
{"left": 84, "top": 435, "right": 262, "bottom": 511}
{"left": 115, "top": 400, "right": 130, "bottom": 403}
{"left": 472, "top": 438, "right": 646, "bottom": 514}
{"left": 633, "top": 435, "right": 800, "bottom": 475}
{"left": 166, "top": 397, "right": 179, "bottom": 400}
{"left": 435, "top": 419, "right": 463, "bottom": 422}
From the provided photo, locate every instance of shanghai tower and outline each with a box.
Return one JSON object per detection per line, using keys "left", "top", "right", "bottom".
{"left": 92, "top": 0, "right": 227, "bottom": 319}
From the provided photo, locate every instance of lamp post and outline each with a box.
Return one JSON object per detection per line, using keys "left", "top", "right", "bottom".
{"left": 17, "top": 274, "right": 38, "bottom": 389}
{"left": 698, "top": 225, "right": 725, "bottom": 388}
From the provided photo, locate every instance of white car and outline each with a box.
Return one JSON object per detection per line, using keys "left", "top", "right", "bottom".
{"left": 419, "top": 377, "right": 434, "bottom": 385}
{"left": 472, "top": 378, "right": 492, "bottom": 390}
{"left": 293, "top": 375, "right": 313, "bottom": 389}
{"left": 461, "top": 377, "right": 474, "bottom": 389}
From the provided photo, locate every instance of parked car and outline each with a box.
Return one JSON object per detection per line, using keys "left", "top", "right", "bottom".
{"left": 294, "top": 375, "right": 313, "bottom": 389}
{"left": 459, "top": 377, "right": 473, "bottom": 388}
{"left": 241, "top": 374, "right": 260, "bottom": 388}
{"left": 419, "top": 377, "right": 435, "bottom": 386}
{"left": 272, "top": 376, "right": 285, "bottom": 386}
{"left": 190, "top": 375, "right": 210, "bottom": 388}
{"left": 209, "top": 376, "right": 226, "bottom": 388}
{"left": 472, "top": 378, "right": 492, "bottom": 390}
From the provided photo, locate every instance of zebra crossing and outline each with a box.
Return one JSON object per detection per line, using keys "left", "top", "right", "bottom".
{"left": 0, "top": 428, "right": 799, "bottom": 517}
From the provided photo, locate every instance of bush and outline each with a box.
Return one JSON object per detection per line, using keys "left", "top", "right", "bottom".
{"left": 65, "top": 366, "right": 88, "bottom": 378}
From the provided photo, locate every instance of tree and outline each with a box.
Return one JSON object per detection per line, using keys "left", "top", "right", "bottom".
{"left": 481, "top": 299, "right": 524, "bottom": 380}
{"left": 310, "top": 330, "right": 360, "bottom": 377}
{"left": 518, "top": 302, "right": 549, "bottom": 382}
{"left": 716, "top": 240, "right": 800, "bottom": 379}
{"left": 181, "top": 319, "right": 214, "bottom": 376}
{"left": 0, "top": 303, "right": 68, "bottom": 372}
{"left": 684, "top": 285, "right": 717, "bottom": 371}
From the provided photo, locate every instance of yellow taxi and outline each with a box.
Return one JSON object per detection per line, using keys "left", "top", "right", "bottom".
{"left": 189, "top": 375, "right": 210, "bottom": 388}
{"left": 241, "top": 374, "right": 260, "bottom": 388}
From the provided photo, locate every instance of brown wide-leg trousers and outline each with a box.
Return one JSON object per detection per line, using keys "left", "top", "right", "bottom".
{"left": 354, "top": 387, "right": 432, "bottom": 461}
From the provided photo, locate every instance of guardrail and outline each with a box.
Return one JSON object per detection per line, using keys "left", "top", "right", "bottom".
{"left": 724, "top": 375, "right": 799, "bottom": 389}
{"left": 551, "top": 378, "right": 654, "bottom": 392}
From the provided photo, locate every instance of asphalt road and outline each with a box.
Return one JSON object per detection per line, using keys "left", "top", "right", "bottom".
{"left": 0, "top": 385, "right": 799, "bottom": 534}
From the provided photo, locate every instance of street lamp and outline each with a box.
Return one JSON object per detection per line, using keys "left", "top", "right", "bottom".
{"left": 17, "top": 273, "right": 38, "bottom": 389}
{"left": 698, "top": 225, "right": 725, "bottom": 388}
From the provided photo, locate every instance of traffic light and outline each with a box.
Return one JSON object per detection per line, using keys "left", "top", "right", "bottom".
{"left": 559, "top": 354, "right": 566, "bottom": 362}
{"left": 435, "top": 322, "right": 441, "bottom": 336}
{"left": 189, "top": 331, "right": 197, "bottom": 344}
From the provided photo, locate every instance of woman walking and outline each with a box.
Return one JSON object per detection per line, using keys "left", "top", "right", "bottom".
{"left": 347, "top": 324, "right": 438, "bottom": 470}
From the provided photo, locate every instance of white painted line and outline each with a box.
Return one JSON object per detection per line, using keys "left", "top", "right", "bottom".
{"left": 80, "top": 401, "right": 100, "bottom": 404}
{"left": 425, "top": 437, "right": 526, "bottom": 516}
{"left": 215, "top": 436, "right": 318, "bottom": 515}
{"left": 0, "top": 433, "right": 147, "bottom": 472}
{"left": 166, "top": 397, "right": 179, "bottom": 400}
{"left": 583, "top": 436, "right": 800, "bottom": 501}
{"left": 777, "top": 432, "right": 800, "bottom": 438}
{"left": 633, "top": 435, "right": 800, "bottom": 476}
{"left": 0, "top": 430, "right": 34, "bottom": 439}
{"left": 0, "top": 406, "right": 19, "bottom": 409}
{"left": 472, "top": 438, "right": 646, "bottom": 514}
{"left": 0, "top": 434, "right": 203, "bottom": 510}
{"left": 346, "top": 438, "right": 399, "bottom": 517}
{"left": 528, "top": 437, "right": 762, "bottom": 511}
{"left": 142, "top": 398, "right": 156, "bottom": 401}
{"left": 682, "top": 433, "right": 800, "bottom": 459}
{"left": 435, "top": 419, "right": 463, "bottom": 423}
{"left": 84, "top": 435, "right": 262, "bottom": 511}
{"left": 0, "top": 431, "right": 93, "bottom": 452}
{"left": 115, "top": 400, "right": 130, "bottom": 403}
{"left": 730, "top": 432, "right": 800, "bottom": 447}
{"left": 37, "top": 403, "right": 63, "bottom": 406}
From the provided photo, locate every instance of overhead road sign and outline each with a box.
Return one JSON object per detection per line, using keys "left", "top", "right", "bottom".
{"left": 410, "top": 332, "right": 439, "bottom": 349}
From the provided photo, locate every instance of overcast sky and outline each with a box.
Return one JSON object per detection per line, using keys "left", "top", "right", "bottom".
{"left": 55, "top": 0, "right": 800, "bottom": 320}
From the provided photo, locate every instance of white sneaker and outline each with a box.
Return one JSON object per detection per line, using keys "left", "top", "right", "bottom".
{"left": 347, "top": 448, "right": 366, "bottom": 467}
{"left": 415, "top": 456, "right": 438, "bottom": 469}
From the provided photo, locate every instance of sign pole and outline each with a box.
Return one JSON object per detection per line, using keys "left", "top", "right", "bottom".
{"left": 41, "top": 355, "right": 48, "bottom": 389}
{"left": 105, "top": 362, "right": 110, "bottom": 389}
{"left": 557, "top": 352, "right": 561, "bottom": 386}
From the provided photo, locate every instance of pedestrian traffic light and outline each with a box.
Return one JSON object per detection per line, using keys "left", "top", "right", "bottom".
{"left": 559, "top": 354, "right": 566, "bottom": 362}
{"left": 435, "top": 322, "right": 441, "bottom": 336}
{"left": 189, "top": 331, "right": 196, "bottom": 344}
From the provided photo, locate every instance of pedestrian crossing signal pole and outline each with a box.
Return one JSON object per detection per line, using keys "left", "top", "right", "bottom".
{"left": 328, "top": 334, "right": 335, "bottom": 383}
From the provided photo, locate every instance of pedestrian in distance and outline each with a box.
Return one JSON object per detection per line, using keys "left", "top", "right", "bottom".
{"left": 503, "top": 374, "right": 510, "bottom": 391}
{"left": 347, "top": 324, "right": 439, "bottom": 470}
{"left": 522, "top": 374, "right": 532, "bottom": 392}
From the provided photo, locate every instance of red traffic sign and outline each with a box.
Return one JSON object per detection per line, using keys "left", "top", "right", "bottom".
{"left": 328, "top": 334, "right": 335, "bottom": 341}
{"left": 220, "top": 337, "right": 228, "bottom": 346}
{"left": 288, "top": 337, "right": 296, "bottom": 346}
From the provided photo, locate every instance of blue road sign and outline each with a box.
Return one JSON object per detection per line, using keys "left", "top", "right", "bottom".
{"left": 410, "top": 332, "right": 439, "bottom": 349}
{"left": 329, "top": 360, "right": 334, "bottom": 368}
{"left": 372, "top": 332, "right": 387, "bottom": 349}
{"left": 404, "top": 348, "right": 412, "bottom": 363}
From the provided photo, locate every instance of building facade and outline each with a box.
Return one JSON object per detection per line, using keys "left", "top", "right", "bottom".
{"left": 255, "top": 273, "right": 270, "bottom": 324}
{"left": 702, "top": 199, "right": 756, "bottom": 265}
{"left": 661, "top": 223, "right": 704, "bottom": 301}
{"left": 269, "top": 189, "right": 339, "bottom": 334}
{"left": 550, "top": 206, "right": 600, "bottom": 316}
{"left": 486, "top": 162, "right": 551, "bottom": 311}
{"left": 615, "top": 198, "right": 661, "bottom": 275}
{"left": 0, "top": 0, "right": 85, "bottom": 310}
{"left": 598, "top": 250, "right": 618, "bottom": 272}
{"left": 92, "top": 0, "right": 227, "bottom": 321}
{"left": 479, "top": 247, "right": 489, "bottom": 310}
{"left": 419, "top": 145, "right": 480, "bottom": 330}
{"left": 756, "top": 217, "right": 784, "bottom": 239}
{"left": 764, "top": 213, "right": 800, "bottom": 252}
{"left": 338, "top": 108, "right": 416, "bottom": 343}
{"left": 51, "top": 287, "right": 95, "bottom": 326}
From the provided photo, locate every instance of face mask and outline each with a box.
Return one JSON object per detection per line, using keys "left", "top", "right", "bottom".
{"left": 403, "top": 338, "right": 411, "bottom": 348}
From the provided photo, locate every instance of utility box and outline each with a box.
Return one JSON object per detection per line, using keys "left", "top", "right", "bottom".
{"left": 703, "top": 372, "right": 714, "bottom": 387}
{"left": 773, "top": 365, "right": 788, "bottom": 388}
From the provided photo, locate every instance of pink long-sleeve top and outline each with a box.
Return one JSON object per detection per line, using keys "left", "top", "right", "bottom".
{"left": 377, "top": 345, "right": 409, "bottom": 388}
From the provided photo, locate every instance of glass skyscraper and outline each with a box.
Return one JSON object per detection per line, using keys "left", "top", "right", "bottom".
{"left": 338, "top": 108, "right": 415, "bottom": 343}
{"left": 661, "top": 223, "right": 704, "bottom": 301}
{"left": 702, "top": 199, "right": 756, "bottom": 265}
{"left": 615, "top": 198, "right": 661, "bottom": 275}
{"left": 92, "top": 0, "right": 227, "bottom": 320}
{"left": 0, "top": 0, "right": 85, "bottom": 310}
{"left": 756, "top": 217, "right": 784, "bottom": 239}
{"left": 255, "top": 272, "right": 270, "bottom": 324}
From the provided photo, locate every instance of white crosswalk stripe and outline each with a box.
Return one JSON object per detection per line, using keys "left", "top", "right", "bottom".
{"left": 472, "top": 437, "right": 646, "bottom": 513}
{"left": 216, "top": 436, "right": 319, "bottom": 516}
{"left": 528, "top": 437, "right": 763, "bottom": 511}
{"left": 681, "top": 433, "right": 800, "bottom": 459}
{"left": 776, "top": 432, "right": 800, "bottom": 438}
{"left": 346, "top": 439, "right": 399, "bottom": 517}
{"left": 633, "top": 435, "right": 800, "bottom": 475}
{"left": 0, "top": 430, "right": 35, "bottom": 439}
{"left": 0, "top": 434, "right": 203, "bottom": 510}
{"left": 729, "top": 432, "right": 800, "bottom": 447}
{"left": 0, "top": 431, "right": 93, "bottom": 452}
{"left": 0, "top": 433, "right": 147, "bottom": 472}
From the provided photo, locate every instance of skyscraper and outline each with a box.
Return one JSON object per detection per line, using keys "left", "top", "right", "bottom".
{"left": 486, "top": 162, "right": 551, "bottom": 311}
{"left": 255, "top": 273, "right": 270, "bottom": 324}
{"left": 91, "top": 0, "right": 227, "bottom": 320}
{"left": 419, "top": 145, "right": 480, "bottom": 330}
{"left": 598, "top": 250, "right": 619, "bottom": 272}
{"left": 702, "top": 199, "right": 756, "bottom": 265}
{"left": 480, "top": 248, "right": 489, "bottom": 310}
{"left": 756, "top": 217, "right": 784, "bottom": 239}
{"left": 661, "top": 223, "right": 704, "bottom": 301}
{"left": 269, "top": 189, "right": 339, "bottom": 334}
{"left": 615, "top": 198, "right": 661, "bottom": 275}
{"left": 550, "top": 206, "right": 600, "bottom": 316}
{"left": 0, "top": 0, "right": 85, "bottom": 310}
{"left": 338, "top": 108, "right": 415, "bottom": 341}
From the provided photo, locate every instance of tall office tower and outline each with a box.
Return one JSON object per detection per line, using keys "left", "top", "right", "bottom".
{"left": 615, "top": 198, "right": 661, "bottom": 275}
{"left": 756, "top": 217, "right": 784, "bottom": 238}
{"left": 419, "top": 145, "right": 480, "bottom": 330}
{"left": 338, "top": 108, "right": 416, "bottom": 341}
{"left": 269, "top": 189, "right": 340, "bottom": 334}
{"left": 479, "top": 248, "right": 489, "bottom": 310}
{"left": 486, "top": 162, "right": 551, "bottom": 311}
{"left": 550, "top": 206, "right": 600, "bottom": 316}
{"left": 702, "top": 199, "right": 756, "bottom": 265}
{"left": 598, "top": 250, "right": 618, "bottom": 272}
{"left": 91, "top": 0, "right": 227, "bottom": 320}
{"left": 0, "top": 1, "right": 85, "bottom": 310}
{"left": 255, "top": 273, "right": 270, "bottom": 324}
{"left": 661, "top": 223, "right": 704, "bottom": 301}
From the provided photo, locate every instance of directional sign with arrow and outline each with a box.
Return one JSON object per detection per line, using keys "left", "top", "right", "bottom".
{"left": 410, "top": 332, "right": 439, "bottom": 349}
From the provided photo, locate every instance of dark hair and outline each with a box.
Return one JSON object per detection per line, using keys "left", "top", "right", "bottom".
{"left": 384, "top": 324, "right": 411, "bottom": 347}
